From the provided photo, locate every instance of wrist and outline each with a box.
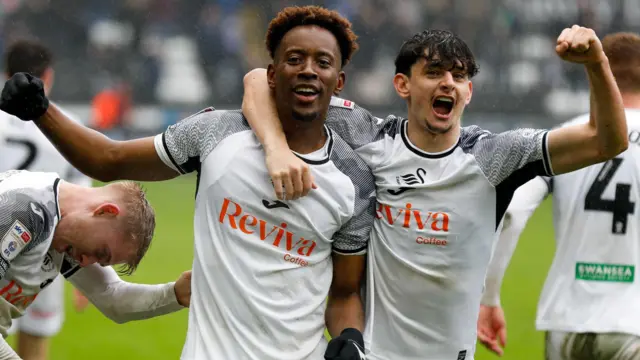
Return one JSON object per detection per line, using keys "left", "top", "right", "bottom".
{"left": 169, "top": 281, "right": 183, "bottom": 306}
{"left": 263, "top": 137, "right": 290, "bottom": 155}
{"left": 340, "top": 328, "right": 364, "bottom": 348}
{"left": 585, "top": 54, "right": 609, "bottom": 72}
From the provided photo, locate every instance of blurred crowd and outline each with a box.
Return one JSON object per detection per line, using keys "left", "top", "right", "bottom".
{"left": 1, "top": 0, "right": 640, "bottom": 121}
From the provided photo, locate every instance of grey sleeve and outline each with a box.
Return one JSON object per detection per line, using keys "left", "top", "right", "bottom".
{"left": 325, "top": 97, "right": 400, "bottom": 150}
{"left": 156, "top": 108, "right": 250, "bottom": 174}
{"left": 0, "top": 190, "right": 53, "bottom": 278}
{"left": 461, "top": 126, "right": 553, "bottom": 187}
{"left": 329, "top": 139, "right": 376, "bottom": 255}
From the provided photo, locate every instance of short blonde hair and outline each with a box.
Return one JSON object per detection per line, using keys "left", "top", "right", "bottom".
{"left": 602, "top": 32, "right": 640, "bottom": 94}
{"left": 110, "top": 181, "right": 155, "bottom": 275}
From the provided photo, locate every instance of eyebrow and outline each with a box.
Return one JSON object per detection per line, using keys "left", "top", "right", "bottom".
{"left": 285, "top": 47, "right": 336, "bottom": 60}
{"left": 425, "top": 59, "right": 466, "bottom": 71}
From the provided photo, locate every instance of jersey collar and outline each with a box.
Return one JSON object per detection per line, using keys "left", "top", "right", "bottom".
{"left": 293, "top": 125, "right": 333, "bottom": 165}
{"left": 401, "top": 119, "right": 460, "bottom": 158}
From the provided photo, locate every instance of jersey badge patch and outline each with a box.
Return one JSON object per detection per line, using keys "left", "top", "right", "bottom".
{"left": 330, "top": 97, "right": 355, "bottom": 110}
{"left": 1, "top": 220, "right": 29, "bottom": 261}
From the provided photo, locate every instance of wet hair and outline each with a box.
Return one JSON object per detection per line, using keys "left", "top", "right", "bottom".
{"left": 265, "top": 6, "right": 358, "bottom": 68}
{"left": 4, "top": 38, "right": 53, "bottom": 77}
{"left": 602, "top": 32, "right": 640, "bottom": 93}
{"left": 395, "top": 29, "right": 479, "bottom": 78}
{"left": 111, "top": 181, "right": 155, "bottom": 275}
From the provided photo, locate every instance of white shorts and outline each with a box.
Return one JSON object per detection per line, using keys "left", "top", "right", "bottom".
{"left": 546, "top": 331, "right": 640, "bottom": 360}
{"left": 7, "top": 275, "right": 64, "bottom": 338}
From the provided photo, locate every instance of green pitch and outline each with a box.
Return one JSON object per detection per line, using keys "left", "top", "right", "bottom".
{"left": 11, "top": 175, "right": 556, "bottom": 359}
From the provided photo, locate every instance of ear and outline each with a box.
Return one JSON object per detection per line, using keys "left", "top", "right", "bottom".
{"left": 267, "top": 64, "right": 276, "bottom": 90}
{"left": 333, "top": 71, "right": 346, "bottom": 95}
{"left": 94, "top": 203, "right": 120, "bottom": 217}
{"left": 465, "top": 80, "right": 473, "bottom": 105}
{"left": 393, "top": 73, "right": 411, "bottom": 99}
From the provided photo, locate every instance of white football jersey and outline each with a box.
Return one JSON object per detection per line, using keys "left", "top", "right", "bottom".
{"left": 530, "top": 109, "right": 640, "bottom": 335}
{"left": 0, "top": 107, "right": 91, "bottom": 187}
{"left": 0, "top": 170, "right": 79, "bottom": 338}
{"left": 153, "top": 108, "right": 376, "bottom": 360}
{"left": 324, "top": 97, "right": 552, "bottom": 360}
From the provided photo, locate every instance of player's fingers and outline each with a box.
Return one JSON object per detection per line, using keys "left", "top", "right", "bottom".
{"left": 292, "top": 173, "right": 304, "bottom": 200}
{"left": 272, "top": 176, "right": 284, "bottom": 200}
{"left": 498, "top": 327, "right": 507, "bottom": 347}
{"left": 283, "top": 176, "right": 295, "bottom": 201}
{"left": 301, "top": 167, "right": 313, "bottom": 197}
{"left": 555, "top": 42, "right": 569, "bottom": 56}
{"left": 12, "top": 73, "right": 30, "bottom": 89}
{"left": 477, "top": 329, "right": 493, "bottom": 345}
{"left": 324, "top": 338, "right": 343, "bottom": 358}
{"left": 571, "top": 29, "right": 590, "bottom": 52}
{"left": 556, "top": 28, "right": 572, "bottom": 44}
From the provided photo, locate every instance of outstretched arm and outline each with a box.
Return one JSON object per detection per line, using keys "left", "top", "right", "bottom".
{"left": 547, "top": 25, "right": 628, "bottom": 175}
{"left": 66, "top": 264, "right": 189, "bottom": 324}
{"left": 242, "top": 69, "right": 315, "bottom": 200}
{"left": 0, "top": 73, "right": 178, "bottom": 182}
{"left": 36, "top": 104, "right": 176, "bottom": 182}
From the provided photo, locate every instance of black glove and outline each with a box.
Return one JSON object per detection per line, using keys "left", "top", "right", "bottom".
{"left": 0, "top": 72, "right": 49, "bottom": 121}
{"left": 325, "top": 328, "right": 366, "bottom": 360}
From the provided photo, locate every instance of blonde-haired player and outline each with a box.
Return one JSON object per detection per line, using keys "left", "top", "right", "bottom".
{"left": 0, "top": 38, "right": 91, "bottom": 360}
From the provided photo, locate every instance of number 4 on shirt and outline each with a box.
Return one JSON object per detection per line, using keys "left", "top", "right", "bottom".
{"left": 584, "top": 158, "right": 636, "bottom": 235}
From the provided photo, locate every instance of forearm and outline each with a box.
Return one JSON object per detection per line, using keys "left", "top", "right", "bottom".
{"left": 69, "top": 265, "right": 183, "bottom": 324}
{"left": 325, "top": 292, "right": 365, "bottom": 337}
{"left": 36, "top": 104, "right": 121, "bottom": 181}
{"left": 482, "top": 177, "right": 549, "bottom": 306}
{"left": 586, "top": 58, "right": 628, "bottom": 156}
{"left": 242, "top": 69, "right": 289, "bottom": 152}
{"left": 37, "top": 104, "right": 175, "bottom": 181}
{"left": 0, "top": 337, "right": 21, "bottom": 359}
{"left": 89, "top": 282, "right": 183, "bottom": 324}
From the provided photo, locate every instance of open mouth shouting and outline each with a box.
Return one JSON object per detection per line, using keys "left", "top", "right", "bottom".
{"left": 293, "top": 84, "right": 320, "bottom": 104}
{"left": 432, "top": 96, "right": 455, "bottom": 119}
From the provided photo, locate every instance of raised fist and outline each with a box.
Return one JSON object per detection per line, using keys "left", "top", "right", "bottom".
{"left": 0, "top": 72, "right": 49, "bottom": 121}
{"left": 556, "top": 25, "right": 606, "bottom": 66}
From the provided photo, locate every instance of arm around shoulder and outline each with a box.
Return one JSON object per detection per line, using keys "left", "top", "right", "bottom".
{"left": 66, "top": 264, "right": 188, "bottom": 324}
{"left": 37, "top": 104, "right": 177, "bottom": 182}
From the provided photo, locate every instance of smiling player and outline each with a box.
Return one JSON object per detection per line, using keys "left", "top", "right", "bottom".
{"left": 241, "top": 26, "right": 628, "bottom": 359}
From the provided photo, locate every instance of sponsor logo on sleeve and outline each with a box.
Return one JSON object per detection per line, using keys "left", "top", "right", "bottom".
{"left": 0, "top": 220, "right": 31, "bottom": 261}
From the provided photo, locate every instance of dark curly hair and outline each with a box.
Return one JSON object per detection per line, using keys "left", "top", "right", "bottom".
{"left": 265, "top": 6, "right": 358, "bottom": 68}
{"left": 395, "top": 29, "right": 479, "bottom": 78}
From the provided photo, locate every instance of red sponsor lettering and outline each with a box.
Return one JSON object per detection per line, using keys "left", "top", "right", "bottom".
{"left": 375, "top": 202, "right": 450, "bottom": 232}
{"left": 284, "top": 253, "right": 309, "bottom": 267}
{"left": 20, "top": 232, "right": 30, "bottom": 243}
{"left": 219, "top": 198, "right": 317, "bottom": 260}
{"left": 0, "top": 280, "right": 38, "bottom": 307}
{"left": 416, "top": 237, "right": 448, "bottom": 246}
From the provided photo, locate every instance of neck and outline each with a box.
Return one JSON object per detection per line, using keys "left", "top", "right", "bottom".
{"left": 406, "top": 118, "right": 460, "bottom": 153}
{"left": 57, "top": 181, "right": 98, "bottom": 219}
{"left": 279, "top": 113, "right": 327, "bottom": 154}
{"left": 622, "top": 92, "right": 640, "bottom": 109}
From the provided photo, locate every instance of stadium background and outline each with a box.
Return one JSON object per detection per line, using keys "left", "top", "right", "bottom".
{"left": 2, "top": 0, "right": 640, "bottom": 358}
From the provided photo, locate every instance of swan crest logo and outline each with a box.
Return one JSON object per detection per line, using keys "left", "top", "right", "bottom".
{"left": 388, "top": 168, "right": 426, "bottom": 196}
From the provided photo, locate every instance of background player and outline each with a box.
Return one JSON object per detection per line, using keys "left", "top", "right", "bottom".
{"left": 240, "top": 25, "right": 627, "bottom": 359}
{"left": 0, "top": 6, "right": 374, "bottom": 360}
{"left": 0, "top": 38, "right": 90, "bottom": 360}
{"left": 479, "top": 32, "right": 640, "bottom": 360}
{"left": 0, "top": 170, "right": 190, "bottom": 360}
